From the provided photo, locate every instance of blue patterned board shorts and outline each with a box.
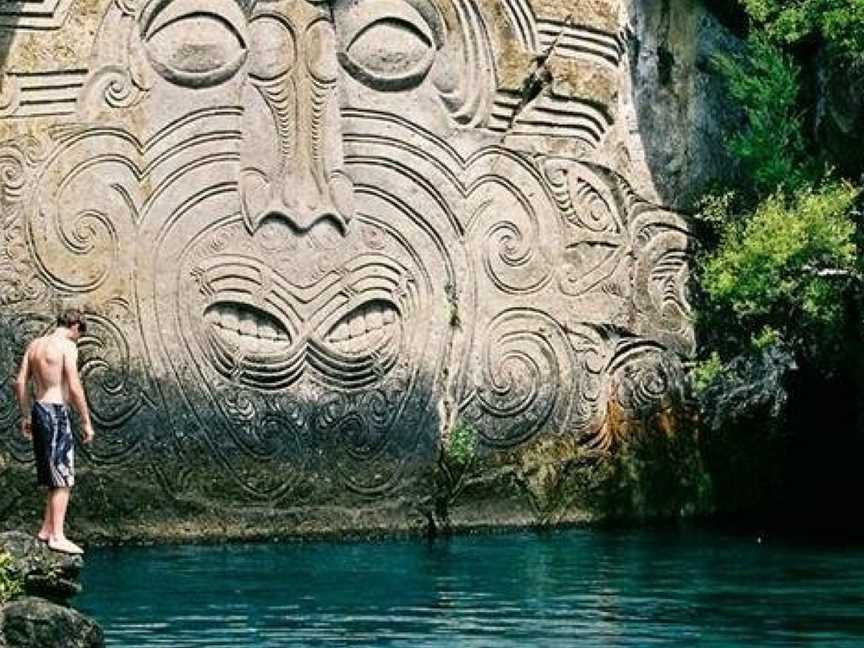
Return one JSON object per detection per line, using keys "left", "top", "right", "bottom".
{"left": 31, "top": 402, "right": 75, "bottom": 488}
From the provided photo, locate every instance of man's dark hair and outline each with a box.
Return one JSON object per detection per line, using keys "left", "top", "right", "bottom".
{"left": 57, "top": 309, "right": 87, "bottom": 334}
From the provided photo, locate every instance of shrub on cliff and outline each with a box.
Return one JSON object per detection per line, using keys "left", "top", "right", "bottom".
{"left": 699, "top": 183, "right": 860, "bottom": 364}
{"left": 696, "top": 16, "right": 863, "bottom": 370}
{"left": 711, "top": 34, "right": 813, "bottom": 196}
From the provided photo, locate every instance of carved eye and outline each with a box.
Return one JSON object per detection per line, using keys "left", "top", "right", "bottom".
{"left": 577, "top": 187, "right": 617, "bottom": 233}
{"left": 141, "top": 0, "right": 247, "bottom": 87}
{"left": 248, "top": 14, "right": 296, "bottom": 82}
{"left": 336, "top": 0, "right": 439, "bottom": 91}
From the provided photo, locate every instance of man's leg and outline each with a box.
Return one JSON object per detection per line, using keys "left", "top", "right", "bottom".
{"left": 49, "top": 487, "right": 68, "bottom": 538}
{"left": 47, "top": 487, "right": 83, "bottom": 554}
{"left": 37, "top": 493, "right": 52, "bottom": 541}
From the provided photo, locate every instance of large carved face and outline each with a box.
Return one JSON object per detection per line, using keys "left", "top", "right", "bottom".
{"left": 2, "top": 0, "right": 694, "bottom": 500}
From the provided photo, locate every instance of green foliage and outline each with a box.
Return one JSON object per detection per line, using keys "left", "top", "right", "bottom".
{"left": 692, "top": 352, "right": 724, "bottom": 395}
{"left": 751, "top": 325, "right": 781, "bottom": 350}
{"left": 0, "top": 551, "right": 23, "bottom": 603}
{"left": 740, "top": 0, "right": 864, "bottom": 60}
{"left": 695, "top": 191, "right": 737, "bottom": 231}
{"left": 700, "top": 183, "right": 860, "bottom": 360}
{"left": 698, "top": 11, "right": 863, "bottom": 371}
{"left": 712, "top": 35, "right": 814, "bottom": 196}
{"left": 445, "top": 419, "right": 478, "bottom": 467}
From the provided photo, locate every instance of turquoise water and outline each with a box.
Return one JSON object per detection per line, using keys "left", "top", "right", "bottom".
{"left": 75, "top": 528, "right": 864, "bottom": 647}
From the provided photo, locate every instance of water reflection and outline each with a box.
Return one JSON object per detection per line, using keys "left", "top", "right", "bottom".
{"left": 75, "top": 528, "right": 864, "bottom": 647}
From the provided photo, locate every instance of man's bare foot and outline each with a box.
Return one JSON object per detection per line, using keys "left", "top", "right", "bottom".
{"left": 36, "top": 531, "right": 50, "bottom": 543}
{"left": 47, "top": 536, "right": 84, "bottom": 555}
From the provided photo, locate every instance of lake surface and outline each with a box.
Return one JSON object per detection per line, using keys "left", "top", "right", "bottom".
{"left": 75, "top": 527, "right": 864, "bottom": 647}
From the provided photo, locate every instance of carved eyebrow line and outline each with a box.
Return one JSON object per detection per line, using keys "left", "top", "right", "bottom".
{"left": 147, "top": 10, "right": 247, "bottom": 45}
{"left": 334, "top": 0, "right": 441, "bottom": 49}
{"left": 141, "top": 0, "right": 247, "bottom": 37}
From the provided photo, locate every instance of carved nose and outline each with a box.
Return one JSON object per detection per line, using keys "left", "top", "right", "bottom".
{"left": 240, "top": 13, "right": 354, "bottom": 235}
{"left": 241, "top": 165, "right": 355, "bottom": 234}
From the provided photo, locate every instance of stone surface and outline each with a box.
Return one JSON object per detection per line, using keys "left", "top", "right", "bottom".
{"left": 0, "top": 597, "right": 103, "bottom": 648}
{"left": 0, "top": 0, "right": 702, "bottom": 538}
{"left": 698, "top": 344, "right": 795, "bottom": 434}
{"left": 626, "top": 0, "right": 743, "bottom": 208}
{"left": 0, "top": 532, "right": 82, "bottom": 603}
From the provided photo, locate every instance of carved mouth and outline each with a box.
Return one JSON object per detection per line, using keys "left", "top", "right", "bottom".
{"left": 204, "top": 302, "right": 291, "bottom": 355}
{"left": 198, "top": 293, "right": 403, "bottom": 390}
{"left": 325, "top": 300, "right": 399, "bottom": 356}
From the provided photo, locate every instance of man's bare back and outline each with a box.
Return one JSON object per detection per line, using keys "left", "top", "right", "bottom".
{"left": 12, "top": 309, "right": 94, "bottom": 555}
{"left": 27, "top": 334, "right": 75, "bottom": 405}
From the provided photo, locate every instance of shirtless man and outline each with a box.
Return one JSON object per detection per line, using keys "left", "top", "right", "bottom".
{"left": 12, "top": 309, "right": 95, "bottom": 555}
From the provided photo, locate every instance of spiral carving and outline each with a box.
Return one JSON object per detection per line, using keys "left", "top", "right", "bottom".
{"left": 0, "top": 146, "right": 26, "bottom": 204}
{"left": 0, "top": 136, "right": 52, "bottom": 206}
{"left": 462, "top": 310, "right": 570, "bottom": 448}
{"left": 23, "top": 128, "right": 140, "bottom": 297}
{"left": 76, "top": 309, "right": 150, "bottom": 465}
{"left": 78, "top": 66, "right": 145, "bottom": 114}
{"left": 631, "top": 209, "right": 695, "bottom": 355}
{"left": 470, "top": 152, "right": 558, "bottom": 295}
{"left": 28, "top": 205, "right": 119, "bottom": 294}
{"left": 0, "top": 140, "right": 50, "bottom": 308}
{"left": 323, "top": 373, "right": 415, "bottom": 494}
{"left": 610, "top": 342, "right": 686, "bottom": 419}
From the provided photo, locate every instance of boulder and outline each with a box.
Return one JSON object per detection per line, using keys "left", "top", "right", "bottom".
{"left": 0, "top": 597, "right": 102, "bottom": 648}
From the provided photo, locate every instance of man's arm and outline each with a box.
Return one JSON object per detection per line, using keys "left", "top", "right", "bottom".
{"left": 12, "top": 343, "right": 33, "bottom": 437}
{"left": 63, "top": 343, "right": 94, "bottom": 444}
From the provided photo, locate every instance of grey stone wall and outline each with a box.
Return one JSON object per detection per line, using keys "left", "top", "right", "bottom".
{"left": 0, "top": 0, "right": 701, "bottom": 538}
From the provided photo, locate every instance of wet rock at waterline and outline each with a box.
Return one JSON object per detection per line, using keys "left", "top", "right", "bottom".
{"left": 0, "top": 0, "right": 715, "bottom": 538}
{"left": 0, "top": 532, "right": 82, "bottom": 604}
{"left": 0, "top": 597, "right": 103, "bottom": 648}
{"left": 0, "top": 532, "right": 102, "bottom": 648}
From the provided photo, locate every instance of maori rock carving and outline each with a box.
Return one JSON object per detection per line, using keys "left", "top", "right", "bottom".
{"left": 0, "top": 0, "right": 694, "bottom": 505}
{"left": 0, "top": 0, "right": 77, "bottom": 30}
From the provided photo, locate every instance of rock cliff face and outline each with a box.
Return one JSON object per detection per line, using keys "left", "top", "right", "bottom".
{"left": 0, "top": 0, "right": 733, "bottom": 540}
{"left": 626, "top": 0, "right": 742, "bottom": 207}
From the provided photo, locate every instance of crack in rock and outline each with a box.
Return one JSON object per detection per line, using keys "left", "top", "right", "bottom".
{"left": 507, "top": 13, "right": 573, "bottom": 132}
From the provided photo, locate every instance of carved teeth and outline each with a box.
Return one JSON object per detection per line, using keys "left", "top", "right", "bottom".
{"left": 205, "top": 303, "right": 290, "bottom": 353}
{"left": 326, "top": 301, "right": 398, "bottom": 353}
{"left": 258, "top": 321, "right": 279, "bottom": 340}
{"left": 349, "top": 314, "right": 365, "bottom": 339}
{"left": 239, "top": 311, "right": 257, "bottom": 338}
{"left": 221, "top": 306, "right": 239, "bottom": 331}
{"left": 366, "top": 308, "right": 382, "bottom": 331}
{"left": 332, "top": 322, "right": 349, "bottom": 342}
{"left": 223, "top": 328, "right": 240, "bottom": 345}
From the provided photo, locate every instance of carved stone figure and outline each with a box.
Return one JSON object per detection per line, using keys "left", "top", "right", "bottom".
{"left": 0, "top": 0, "right": 694, "bottom": 527}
